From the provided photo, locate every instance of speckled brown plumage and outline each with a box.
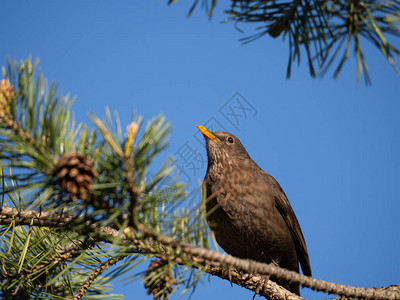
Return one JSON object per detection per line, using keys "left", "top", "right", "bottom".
{"left": 197, "top": 125, "right": 311, "bottom": 295}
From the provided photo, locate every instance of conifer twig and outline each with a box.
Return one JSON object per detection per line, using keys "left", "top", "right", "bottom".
{"left": 67, "top": 255, "right": 125, "bottom": 300}
{"left": 0, "top": 79, "right": 50, "bottom": 162}
{"left": 1, "top": 206, "right": 399, "bottom": 300}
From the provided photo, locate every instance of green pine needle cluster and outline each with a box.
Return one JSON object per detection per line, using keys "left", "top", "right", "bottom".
{"left": 178, "top": 0, "right": 400, "bottom": 84}
{"left": 0, "top": 57, "right": 210, "bottom": 299}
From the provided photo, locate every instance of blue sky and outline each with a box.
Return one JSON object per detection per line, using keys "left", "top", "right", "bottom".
{"left": 1, "top": 1, "right": 399, "bottom": 299}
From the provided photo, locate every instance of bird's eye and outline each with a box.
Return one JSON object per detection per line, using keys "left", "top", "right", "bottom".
{"left": 227, "top": 136, "right": 234, "bottom": 144}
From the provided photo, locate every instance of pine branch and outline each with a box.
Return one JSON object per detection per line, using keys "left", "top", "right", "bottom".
{"left": 1, "top": 206, "right": 399, "bottom": 300}
{"left": 0, "top": 80, "right": 49, "bottom": 161}
{"left": 176, "top": 0, "right": 400, "bottom": 84}
{"left": 205, "top": 266, "right": 303, "bottom": 300}
{"left": 0, "top": 242, "right": 82, "bottom": 281}
{"left": 67, "top": 255, "right": 126, "bottom": 300}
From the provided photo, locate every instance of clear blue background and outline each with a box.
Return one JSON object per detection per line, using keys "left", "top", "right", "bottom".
{"left": 1, "top": 1, "right": 399, "bottom": 299}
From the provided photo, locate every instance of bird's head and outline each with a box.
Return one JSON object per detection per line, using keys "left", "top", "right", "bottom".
{"left": 196, "top": 125, "right": 251, "bottom": 167}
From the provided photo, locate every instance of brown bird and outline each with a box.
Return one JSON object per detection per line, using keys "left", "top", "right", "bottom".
{"left": 197, "top": 125, "right": 311, "bottom": 295}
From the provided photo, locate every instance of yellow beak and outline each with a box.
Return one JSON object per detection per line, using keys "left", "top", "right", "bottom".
{"left": 196, "top": 125, "right": 220, "bottom": 142}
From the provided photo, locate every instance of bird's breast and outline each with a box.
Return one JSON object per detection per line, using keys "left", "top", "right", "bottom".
{"left": 204, "top": 172, "right": 294, "bottom": 263}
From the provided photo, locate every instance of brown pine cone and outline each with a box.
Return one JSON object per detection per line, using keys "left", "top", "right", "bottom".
{"left": 54, "top": 152, "right": 97, "bottom": 201}
{"left": 144, "top": 259, "right": 175, "bottom": 300}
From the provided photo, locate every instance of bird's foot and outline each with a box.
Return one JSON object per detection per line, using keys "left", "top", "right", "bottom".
{"left": 253, "top": 274, "right": 269, "bottom": 300}
{"left": 221, "top": 267, "right": 235, "bottom": 287}
{"left": 228, "top": 268, "right": 233, "bottom": 287}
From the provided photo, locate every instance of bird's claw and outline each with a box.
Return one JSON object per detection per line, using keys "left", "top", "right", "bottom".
{"left": 228, "top": 268, "right": 233, "bottom": 287}
{"left": 253, "top": 275, "right": 269, "bottom": 300}
{"left": 221, "top": 267, "right": 234, "bottom": 287}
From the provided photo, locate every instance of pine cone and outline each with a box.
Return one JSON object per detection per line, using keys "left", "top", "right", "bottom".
{"left": 54, "top": 153, "right": 97, "bottom": 201}
{"left": 144, "top": 259, "right": 175, "bottom": 300}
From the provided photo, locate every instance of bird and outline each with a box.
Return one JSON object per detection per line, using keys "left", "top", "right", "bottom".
{"left": 196, "top": 125, "right": 311, "bottom": 295}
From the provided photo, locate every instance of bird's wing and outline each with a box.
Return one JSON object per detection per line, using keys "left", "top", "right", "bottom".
{"left": 263, "top": 171, "right": 312, "bottom": 276}
{"left": 202, "top": 179, "right": 221, "bottom": 253}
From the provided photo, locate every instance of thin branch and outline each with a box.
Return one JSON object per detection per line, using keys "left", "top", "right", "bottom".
{"left": 67, "top": 255, "right": 125, "bottom": 300}
{"left": 205, "top": 266, "right": 303, "bottom": 300}
{"left": 0, "top": 108, "right": 51, "bottom": 164}
{"left": 125, "top": 151, "right": 141, "bottom": 228}
{"left": 1, "top": 206, "right": 399, "bottom": 299}
{"left": 0, "top": 206, "right": 78, "bottom": 227}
